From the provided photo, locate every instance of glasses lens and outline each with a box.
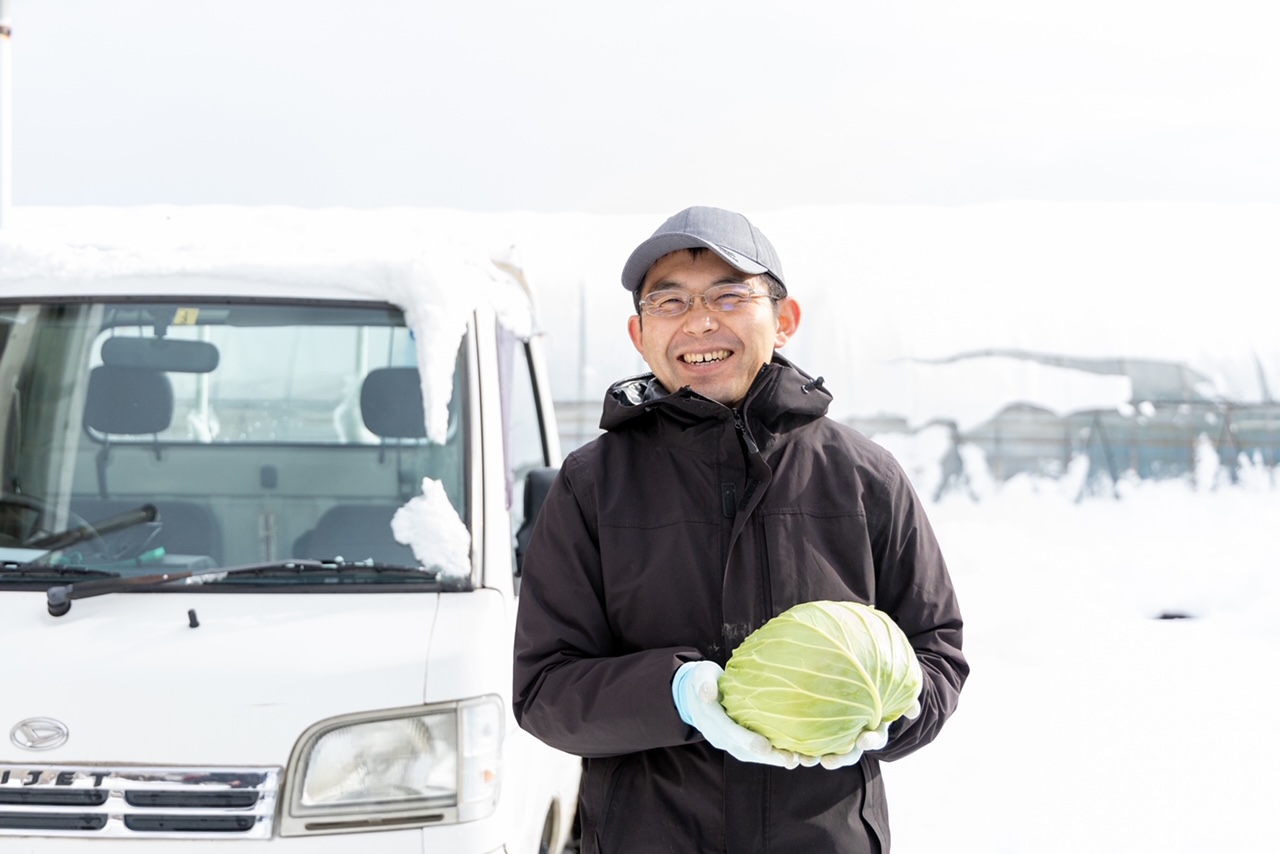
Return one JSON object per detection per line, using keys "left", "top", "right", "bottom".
{"left": 705, "top": 285, "right": 756, "bottom": 312}
{"left": 642, "top": 291, "right": 690, "bottom": 317}
{"left": 641, "top": 285, "right": 763, "bottom": 316}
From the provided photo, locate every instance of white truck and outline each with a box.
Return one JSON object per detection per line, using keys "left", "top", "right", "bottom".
{"left": 0, "top": 212, "right": 582, "bottom": 853}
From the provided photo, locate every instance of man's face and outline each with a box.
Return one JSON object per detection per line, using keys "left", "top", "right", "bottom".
{"left": 627, "top": 250, "right": 800, "bottom": 408}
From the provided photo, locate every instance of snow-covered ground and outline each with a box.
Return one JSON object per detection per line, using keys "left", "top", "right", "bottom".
{"left": 877, "top": 438, "right": 1278, "bottom": 853}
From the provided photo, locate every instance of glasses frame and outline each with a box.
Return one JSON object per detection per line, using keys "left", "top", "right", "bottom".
{"left": 637, "top": 285, "right": 777, "bottom": 318}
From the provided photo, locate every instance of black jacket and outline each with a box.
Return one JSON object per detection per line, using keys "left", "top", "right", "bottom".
{"left": 514, "top": 356, "right": 967, "bottom": 853}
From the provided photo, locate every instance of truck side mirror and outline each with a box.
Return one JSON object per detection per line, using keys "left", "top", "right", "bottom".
{"left": 514, "top": 467, "right": 558, "bottom": 579}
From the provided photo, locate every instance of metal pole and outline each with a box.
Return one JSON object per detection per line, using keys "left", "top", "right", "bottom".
{"left": 0, "top": 0, "right": 12, "bottom": 229}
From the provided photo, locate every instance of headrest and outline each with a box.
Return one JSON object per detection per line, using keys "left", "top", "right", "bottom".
{"left": 85, "top": 366, "right": 175, "bottom": 435}
{"left": 360, "top": 367, "right": 426, "bottom": 439}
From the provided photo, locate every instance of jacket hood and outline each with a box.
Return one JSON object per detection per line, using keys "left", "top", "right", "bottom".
{"left": 600, "top": 353, "right": 833, "bottom": 433}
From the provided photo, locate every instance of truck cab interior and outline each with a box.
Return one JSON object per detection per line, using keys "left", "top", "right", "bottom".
{"left": 0, "top": 299, "right": 468, "bottom": 575}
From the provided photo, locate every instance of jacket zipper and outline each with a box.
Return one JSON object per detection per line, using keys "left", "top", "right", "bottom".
{"left": 755, "top": 512, "right": 773, "bottom": 621}
{"left": 732, "top": 409, "right": 763, "bottom": 510}
{"left": 732, "top": 409, "right": 759, "bottom": 455}
{"left": 733, "top": 407, "right": 775, "bottom": 851}
{"left": 732, "top": 409, "right": 774, "bottom": 621}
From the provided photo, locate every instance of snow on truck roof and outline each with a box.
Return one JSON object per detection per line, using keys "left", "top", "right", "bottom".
{"left": 0, "top": 206, "right": 538, "bottom": 338}
{"left": 0, "top": 207, "right": 541, "bottom": 447}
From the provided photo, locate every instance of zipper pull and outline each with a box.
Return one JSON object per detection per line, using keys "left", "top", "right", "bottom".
{"left": 732, "top": 410, "right": 759, "bottom": 455}
{"left": 802, "top": 376, "right": 826, "bottom": 393}
{"left": 721, "top": 483, "right": 737, "bottom": 519}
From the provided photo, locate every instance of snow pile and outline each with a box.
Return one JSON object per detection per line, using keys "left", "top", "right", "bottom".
{"left": 391, "top": 479, "right": 472, "bottom": 578}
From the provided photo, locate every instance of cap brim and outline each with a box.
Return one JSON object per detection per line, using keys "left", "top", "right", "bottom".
{"left": 621, "top": 233, "right": 768, "bottom": 292}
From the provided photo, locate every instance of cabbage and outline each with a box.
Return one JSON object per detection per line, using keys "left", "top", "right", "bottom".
{"left": 719, "top": 600, "right": 922, "bottom": 757}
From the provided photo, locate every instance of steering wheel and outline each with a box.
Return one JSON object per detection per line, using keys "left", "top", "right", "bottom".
{"left": 0, "top": 493, "right": 103, "bottom": 552}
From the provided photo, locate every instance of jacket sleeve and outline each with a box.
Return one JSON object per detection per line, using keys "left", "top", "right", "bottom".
{"left": 512, "top": 454, "right": 702, "bottom": 758}
{"left": 868, "top": 461, "right": 969, "bottom": 761}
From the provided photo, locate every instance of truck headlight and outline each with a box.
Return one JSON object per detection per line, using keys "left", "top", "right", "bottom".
{"left": 279, "top": 697, "right": 504, "bottom": 836}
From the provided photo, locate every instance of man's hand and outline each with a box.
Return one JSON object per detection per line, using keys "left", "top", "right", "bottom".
{"left": 809, "top": 722, "right": 891, "bottom": 769}
{"left": 811, "top": 695, "right": 921, "bottom": 769}
{"left": 672, "top": 661, "right": 800, "bottom": 769}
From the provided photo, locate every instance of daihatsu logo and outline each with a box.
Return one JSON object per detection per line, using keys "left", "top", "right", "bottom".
{"left": 10, "top": 718, "right": 69, "bottom": 751}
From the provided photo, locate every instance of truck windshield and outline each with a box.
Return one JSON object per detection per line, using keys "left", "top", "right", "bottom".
{"left": 0, "top": 298, "right": 467, "bottom": 585}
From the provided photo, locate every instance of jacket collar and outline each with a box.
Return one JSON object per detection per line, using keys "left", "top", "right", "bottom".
{"left": 600, "top": 353, "right": 832, "bottom": 434}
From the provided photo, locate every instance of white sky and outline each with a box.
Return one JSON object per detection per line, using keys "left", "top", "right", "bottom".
{"left": 6, "top": 0, "right": 1280, "bottom": 211}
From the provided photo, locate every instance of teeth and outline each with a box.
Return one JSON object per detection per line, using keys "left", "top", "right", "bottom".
{"left": 683, "top": 350, "right": 730, "bottom": 364}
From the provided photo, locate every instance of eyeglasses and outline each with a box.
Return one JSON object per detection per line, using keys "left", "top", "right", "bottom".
{"left": 638, "top": 284, "right": 776, "bottom": 318}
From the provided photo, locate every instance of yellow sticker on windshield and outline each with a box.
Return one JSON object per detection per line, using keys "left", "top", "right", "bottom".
{"left": 174, "top": 308, "right": 200, "bottom": 325}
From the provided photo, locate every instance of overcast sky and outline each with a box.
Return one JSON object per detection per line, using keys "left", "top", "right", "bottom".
{"left": 5, "top": 0, "right": 1278, "bottom": 213}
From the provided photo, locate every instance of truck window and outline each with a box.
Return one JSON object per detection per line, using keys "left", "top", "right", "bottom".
{"left": 500, "top": 328, "right": 549, "bottom": 539}
{"left": 0, "top": 299, "right": 470, "bottom": 583}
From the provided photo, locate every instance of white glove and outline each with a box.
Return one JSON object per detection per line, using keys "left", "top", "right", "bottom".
{"left": 816, "top": 721, "right": 891, "bottom": 769}
{"left": 815, "top": 695, "right": 921, "bottom": 770}
{"left": 672, "top": 661, "right": 800, "bottom": 769}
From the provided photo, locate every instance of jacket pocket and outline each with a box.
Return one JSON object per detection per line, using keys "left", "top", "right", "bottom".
{"left": 590, "top": 748, "right": 723, "bottom": 853}
{"left": 761, "top": 509, "right": 876, "bottom": 610}
{"left": 580, "top": 754, "right": 628, "bottom": 854}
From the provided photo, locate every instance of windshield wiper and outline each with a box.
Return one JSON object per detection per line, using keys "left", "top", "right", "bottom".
{"left": 0, "top": 565, "right": 120, "bottom": 580}
{"left": 216, "top": 558, "right": 429, "bottom": 577}
{"left": 46, "top": 558, "right": 466, "bottom": 617}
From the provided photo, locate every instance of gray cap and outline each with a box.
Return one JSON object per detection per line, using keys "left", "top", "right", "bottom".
{"left": 620, "top": 206, "right": 787, "bottom": 293}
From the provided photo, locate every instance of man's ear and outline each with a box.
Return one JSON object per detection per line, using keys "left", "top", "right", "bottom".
{"left": 627, "top": 313, "right": 645, "bottom": 356}
{"left": 774, "top": 298, "right": 801, "bottom": 349}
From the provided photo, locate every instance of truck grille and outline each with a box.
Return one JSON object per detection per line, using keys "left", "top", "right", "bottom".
{"left": 0, "top": 765, "right": 280, "bottom": 839}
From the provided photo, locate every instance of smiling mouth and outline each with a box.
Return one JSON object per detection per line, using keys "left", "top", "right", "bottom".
{"left": 681, "top": 350, "right": 731, "bottom": 364}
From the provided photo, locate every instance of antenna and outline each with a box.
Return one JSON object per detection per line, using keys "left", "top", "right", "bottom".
{"left": 0, "top": 0, "right": 11, "bottom": 229}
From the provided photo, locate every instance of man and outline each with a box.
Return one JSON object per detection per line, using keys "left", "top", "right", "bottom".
{"left": 513, "top": 206, "right": 967, "bottom": 853}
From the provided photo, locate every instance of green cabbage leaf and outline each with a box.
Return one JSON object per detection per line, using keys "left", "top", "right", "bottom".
{"left": 719, "top": 600, "right": 923, "bottom": 757}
